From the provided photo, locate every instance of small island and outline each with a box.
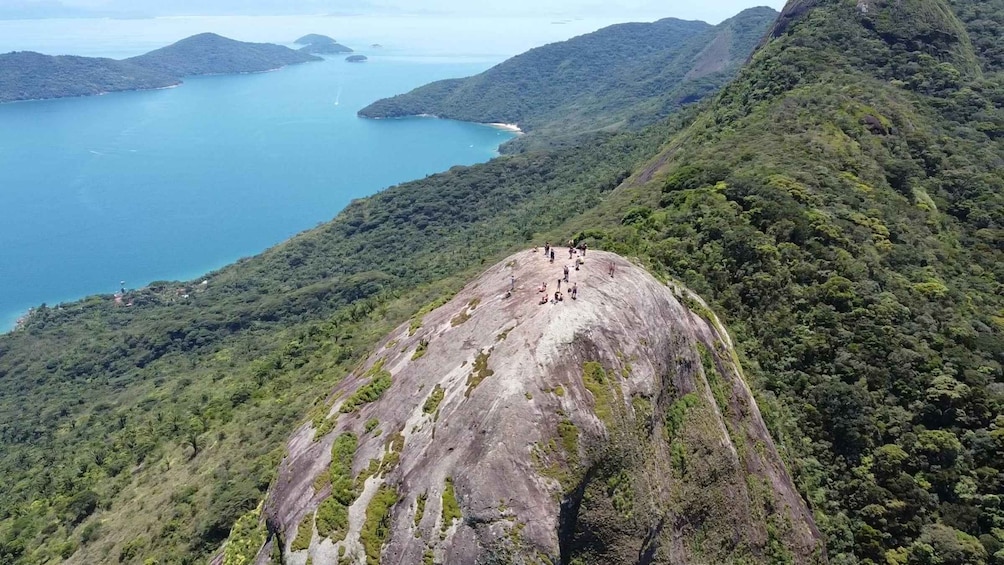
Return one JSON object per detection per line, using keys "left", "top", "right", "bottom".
{"left": 294, "top": 34, "right": 353, "bottom": 55}
{"left": 345, "top": 55, "right": 369, "bottom": 63}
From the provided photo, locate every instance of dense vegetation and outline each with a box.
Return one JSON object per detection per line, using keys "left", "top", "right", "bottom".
{"left": 0, "top": 34, "right": 318, "bottom": 104}
{"left": 0, "top": 106, "right": 682, "bottom": 563}
{"left": 359, "top": 7, "right": 778, "bottom": 147}
{"left": 563, "top": 0, "right": 1004, "bottom": 562}
{"left": 126, "top": 33, "right": 319, "bottom": 77}
{"left": 1, "top": 0, "right": 1002, "bottom": 563}
{"left": 294, "top": 34, "right": 353, "bottom": 55}
{"left": 0, "top": 52, "right": 178, "bottom": 103}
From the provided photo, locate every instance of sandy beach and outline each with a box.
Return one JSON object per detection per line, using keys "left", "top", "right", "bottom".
{"left": 487, "top": 122, "right": 523, "bottom": 133}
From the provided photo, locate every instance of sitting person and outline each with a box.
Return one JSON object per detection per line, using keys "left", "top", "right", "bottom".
{"left": 538, "top": 282, "right": 547, "bottom": 293}
{"left": 539, "top": 294, "right": 549, "bottom": 305}
{"left": 554, "top": 291, "right": 563, "bottom": 302}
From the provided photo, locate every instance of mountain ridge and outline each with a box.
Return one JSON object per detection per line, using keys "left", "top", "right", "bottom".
{"left": 259, "top": 249, "right": 824, "bottom": 564}
{"left": 0, "top": 1, "right": 1001, "bottom": 563}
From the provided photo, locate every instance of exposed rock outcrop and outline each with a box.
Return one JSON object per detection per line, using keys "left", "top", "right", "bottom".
{"left": 259, "top": 250, "right": 825, "bottom": 564}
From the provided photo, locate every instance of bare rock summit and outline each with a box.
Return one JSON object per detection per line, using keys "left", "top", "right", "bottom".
{"left": 258, "top": 249, "right": 825, "bottom": 564}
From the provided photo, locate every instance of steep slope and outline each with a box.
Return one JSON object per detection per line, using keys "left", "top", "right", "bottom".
{"left": 945, "top": 0, "right": 1004, "bottom": 71}
{"left": 560, "top": 0, "right": 1003, "bottom": 562}
{"left": 358, "top": 8, "right": 777, "bottom": 145}
{"left": 0, "top": 51, "right": 180, "bottom": 103}
{"left": 260, "top": 250, "right": 823, "bottom": 564}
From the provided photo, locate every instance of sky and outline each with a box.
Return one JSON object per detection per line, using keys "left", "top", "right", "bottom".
{"left": 0, "top": 0, "right": 788, "bottom": 24}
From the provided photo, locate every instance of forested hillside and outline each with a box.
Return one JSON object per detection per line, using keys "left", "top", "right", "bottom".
{"left": 563, "top": 0, "right": 1004, "bottom": 561}
{"left": 0, "top": 34, "right": 318, "bottom": 104}
{"left": 359, "top": 7, "right": 777, "bottom": 147}
{"left": 127, "top": 33, "right": 319, "bottom": 77}
{"left": 0, "top": 0, "right": 1002, "bottom": 563}
{"left": 0, "top": 52, "right": 179, "bottom": 103}
{"left": 0, "top": 114, "right": 684, "bottom": 563}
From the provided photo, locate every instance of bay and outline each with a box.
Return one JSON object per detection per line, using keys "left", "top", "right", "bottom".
{"left": 0, "top": 57, "right": 516, "bottom": 330}
{"left": 0, "top": 14, "right": 638, "bottom": 330}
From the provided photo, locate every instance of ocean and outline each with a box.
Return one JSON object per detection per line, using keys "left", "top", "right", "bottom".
{"left": 0, "top": 14, "right": 635, "bottom": 330}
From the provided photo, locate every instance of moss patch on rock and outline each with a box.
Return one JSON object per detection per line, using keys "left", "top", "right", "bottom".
{"left": 582, "top": 362, "right": 618, "bottom": 426}
{"left": 412, "top": 338, "right": 429, "bottom": 360}
{"left": 222, "top": 502, "right": 267, "bottom": 565}
{"left": 341, "top": 360, "right": 392, "bottom": 413}
{"left": 441, "top": 477, "right": 462, "bottom": 533}
{"left": 464, "top": 349, "right": 494, "bottom": 397}
{"left": 316, "top": 433, "right": 359, "bottom": 542}
{"left": 361, "top": 485, "right": 399, "bottom": 565}
{"left": 414, "top": 492, "right": 427, "bottom": 529}
{"left": 290, "top": 513, "right": 314, "bottom": 552}
{"left": 423, "top": 384, "right": 445, "bottom": 414}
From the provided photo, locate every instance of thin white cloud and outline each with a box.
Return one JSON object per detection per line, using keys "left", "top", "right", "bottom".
{"left": 10, "top": 0, "right": 787, "bottom": 24}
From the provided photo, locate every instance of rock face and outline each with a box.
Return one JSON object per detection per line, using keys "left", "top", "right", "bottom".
{"left": 259, "top": 250, "right": 825, "bottom": 564}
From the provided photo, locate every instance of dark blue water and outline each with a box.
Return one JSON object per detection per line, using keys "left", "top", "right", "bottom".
{"left": 0, "top": 57, "right": 516, "bottom": 329}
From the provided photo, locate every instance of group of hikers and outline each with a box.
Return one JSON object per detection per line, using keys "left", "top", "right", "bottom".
{"left": 539, "top": 239, "right": 586, "bottom": 264}
{"left": 533, "top": 240, "right": 586, "bottom": 305}
{"left": 507, "top": 239, "right": 615, "bottom": 305}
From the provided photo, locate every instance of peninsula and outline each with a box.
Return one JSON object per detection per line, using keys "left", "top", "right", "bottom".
{"left": 358, "top": 7, "right": 778, "bottom": 144}
{"left": 0, "top": 32, "right": 320, "bottom": 104}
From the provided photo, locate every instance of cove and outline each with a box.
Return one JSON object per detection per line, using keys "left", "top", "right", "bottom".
{"left": 0, "top": 56, "right": 516, "bottom": 330}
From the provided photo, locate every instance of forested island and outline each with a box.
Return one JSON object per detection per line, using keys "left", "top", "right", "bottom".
{"left": 1, "top": 0, "right": 1002, "bottom": 563}
{"left": 0, "top": 33, "right": 320, "bottom": 103}
{"left": 294, "top": 34, "right": 354, "bottom": 55}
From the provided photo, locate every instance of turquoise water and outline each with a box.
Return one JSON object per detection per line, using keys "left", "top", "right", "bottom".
{"left": 0, "top": 56, "right": 517, "bottom": 329}
{"left": 0, "top": 13, "right": 648, "bottom": 331}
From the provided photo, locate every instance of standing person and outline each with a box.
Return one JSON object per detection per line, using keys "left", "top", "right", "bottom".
{"left": 544, "top": 242, "right": 550, "bottom": 257}
{"left": 568, "top": 247, "right": 574, "bottom": 259}
{"left": 571, "top": 283, "right": 578, "bottom": 300}
{"left": 608, "top": 263, "right": 616, "bottom": 277}
{"left": 510, "top": 275, "right": 515, "bottom": 292}
{"left": 550, "top": 249, "right": 555, "bottom": 263}
{"left": 582, "top": 243, "right": 587, "bottom": 256}
{"left": 557, "top": 278, "right": 562, "bottom": 291}
{"left": 563, "top": 265, "right": 569, "bottom": 282}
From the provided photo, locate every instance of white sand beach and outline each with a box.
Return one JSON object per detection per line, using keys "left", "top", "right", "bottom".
{"left": 487, "top": 122, "right": 523, "bottom": 133}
